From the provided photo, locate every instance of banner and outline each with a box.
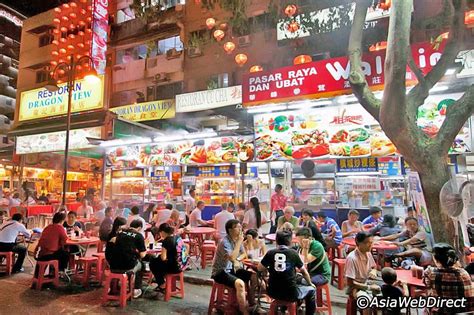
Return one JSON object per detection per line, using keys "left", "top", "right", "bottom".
{"left": 243, "top": 41, "right": 445, "bottom": 106}
{"left": 176, "top": 86, "right": 242, "bottom": 113}
{"left": 110, "top": 99, "right": 175, "bottom": 122}
{"left": 91, "top": 0, "right": 108, "bottom": 75}
{"left": 18, "top": 76, "right": 104, "bottom": 121}
{"left": 337, "top": 157, "right": 378, "bottom": 172}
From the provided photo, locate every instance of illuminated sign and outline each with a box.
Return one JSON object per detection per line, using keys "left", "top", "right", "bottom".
{"left": 112, "top": 169, "right": 144, "bottom": 178}
{"left": 110, "top": 99, "right": 175, "bottom": 121}
{"left": 91, "top": 0, "right": 108, "bottom": 75}
{"left": 176, "top": 86, "right": 242, "bottom": 113}
{"left": 18, "top": 76, "right": 104, "bottom": 121}
{"left": 0, "top": 9, "right": 23, "bottom": 26}
{"left": 16, "top": 127, "right": 102, "bottom": 154}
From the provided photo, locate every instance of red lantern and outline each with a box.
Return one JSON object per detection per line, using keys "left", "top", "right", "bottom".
{"left": 465, "top": 10, "right": 474, "bottom": 25}
{"left": 67, "top": 44, "right": 75, "bottom": 50}
{"left": 59, "top": 48, "right": 67, "bottom": 54}
{"left": 70, "top": 1, "right": 77, "bottom": 8}
{"left": 235, "top": 53, "right": 248, "bottom": 67}
{"left": 78, "top": 43, "right": 85, "bottom": 48}
{"left": 69, "top": 12, "right": 77, "bottom": 19}
{"left": 60, "top": 38, "right": 67, "bottom": 43}
{"left": 62, "top": 16, "right": 69, "bottom": 22}
{"left": 53, "top": 28, "right": 60, "bottom": 34}
{"left": 52, "top": 39, "right": 59, "bottom": 45}
{"left": 287, "top": 20, "right": 300, "bottom": 33}
{"left": 60, "top": 26, "right": 68, "bottom": 32}
{"left": 50, "top": 61, "right": 58, "bottom": 66}
{"left": 284, "top": 4, "right": 298, "bottom": 17}
{"left": 51, "top": 51, "right": 59, "bottom": 56}
{"left": 223, "top": 41, "right": 235, "bottom": 54}
{"left": 206, "top": 18, "right": 216, "bottom": 29}
{"left": 249, "top": 65, "right": 263, "bottom": 73}
{"left": 79, "top": 20, "right": 86, "bottom": 26}
{"left": 62, "top": 3, "right": 70, "bottom": 9}
{"left": 293, "top": 55, "right": 312, "bottom": 65}
{"left": 219, "top": 23, "right": 228, "bottom": 31}
{"left": 53, "top": 18, "right": 61, "bottom": 24}
{"left": 54, "top": 7, "right": 61, "bottom": 13}
{"left": 213, "top": 29, "right": 225, "bottom": 41}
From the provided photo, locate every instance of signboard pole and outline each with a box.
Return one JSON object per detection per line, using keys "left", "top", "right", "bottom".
{"left": 62, "top": 54, "right": 75, "bottom": 206}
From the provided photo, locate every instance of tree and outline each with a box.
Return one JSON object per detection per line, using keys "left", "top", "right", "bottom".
{"left": 348, "top": 0, "right": 474, "bottom": 244}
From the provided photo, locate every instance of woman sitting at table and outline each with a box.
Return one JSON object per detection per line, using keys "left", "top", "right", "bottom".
{"left": 369, "top": 214, "right": 401, "bottom": 237}
{"left": 35, "top": 212, "right": 69, "bottom": 271}
{"left": 149, "top": 223, "right": 189, "bottom": 292}
{"left": 341, "top": 209, "right": 363, "bottom": 239}
{"left": 107, "top": 217, "right": 127, "bottom": 242}
{"left": 243, "top": 229, "right": 266, "bottom": 259}
{"left": 424, "top": 243, "right": 474, "bottom": 314}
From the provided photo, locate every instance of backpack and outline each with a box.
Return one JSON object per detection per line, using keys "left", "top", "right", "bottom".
{"left": 175, "top": 236, "right": 189, "bottom": 270}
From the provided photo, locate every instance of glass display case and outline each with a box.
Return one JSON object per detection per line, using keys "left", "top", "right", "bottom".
{"left": 111, "top": 169, "right": 146, "bottom": 202}
{"left": 196, "top": 177, "right": 236, "bottom": 205}
{"left": 292, "top": 177, "right": 336, "bottom": 207}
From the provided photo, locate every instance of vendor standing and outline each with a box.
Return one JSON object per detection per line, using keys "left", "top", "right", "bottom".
{"left": 270, "top": 184, "right": 288, "bottom": 234}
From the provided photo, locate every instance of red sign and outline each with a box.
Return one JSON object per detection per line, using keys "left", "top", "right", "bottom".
{"left": 91, "top": 0, "right": 108, "bottom": 75}
{"left": 243, "top": 41, "right": 446, "bottom": 106}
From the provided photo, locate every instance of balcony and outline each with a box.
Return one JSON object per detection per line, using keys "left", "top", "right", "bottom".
{"left": 145, "top": 52, "right": 184, "bottom": 78}
{"left": 112, "top": 59, "right": 146, "bottom": 84}
{"left": 110, "top": 18, "right": 147, "bottom": 43}
{"left": 18, "top": 44, "right": 54, "bottom": 70}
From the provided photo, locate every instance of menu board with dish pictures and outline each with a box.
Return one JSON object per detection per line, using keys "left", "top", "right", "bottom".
{"left": 107, "top": 136, "right": 255, "bottom": 168}
{"left": 253, "top": 104, "right": 396, "bottom": 161}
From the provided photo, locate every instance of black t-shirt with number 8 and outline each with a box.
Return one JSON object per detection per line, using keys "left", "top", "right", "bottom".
{"left": 261, "top": 246, "right": 304, "bottom": 301}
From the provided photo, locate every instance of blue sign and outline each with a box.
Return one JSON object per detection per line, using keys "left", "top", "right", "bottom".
{"left": 378, "top": 157, "right": 400, "bottom": 176}
{"left": 194, "top": 165, "right": 236, "bottom": 177}
{"left": 337, "top": 157, "right": 378, "bottom": 172}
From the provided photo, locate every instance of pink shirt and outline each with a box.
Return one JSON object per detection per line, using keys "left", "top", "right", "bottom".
{"left": 271, "top": 192, "right": 288, "bottom": 211}
{"left": 345, "top": 248, "right": 376, "bottom": 284}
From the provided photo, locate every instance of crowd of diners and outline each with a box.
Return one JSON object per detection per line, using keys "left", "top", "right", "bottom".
{"left": 0, "top": 184, "right": 472, "bottom": 314}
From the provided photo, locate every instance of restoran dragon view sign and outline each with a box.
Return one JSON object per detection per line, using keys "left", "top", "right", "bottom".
{"left": 243, "top": 41, "right": 445, "bottom": 106}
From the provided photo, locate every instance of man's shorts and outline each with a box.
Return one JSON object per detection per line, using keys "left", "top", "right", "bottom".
{"left": 212, "top": 268, "right": 253, "bottom": 288}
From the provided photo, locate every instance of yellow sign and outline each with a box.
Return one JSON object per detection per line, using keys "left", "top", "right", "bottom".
{"left": 110, "top": 99, "right": 175, "bottom": 122}
{"left": 18, "top": 76, "right": 105, "bottom": 122}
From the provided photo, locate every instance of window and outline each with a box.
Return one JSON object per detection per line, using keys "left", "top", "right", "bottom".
{"left": 208, "top": 73, "right": 229, "bottom": 89}
{"left": 39, "top": 33, "right": 53, "bottom": 47}
{"left": 157, "top": 36, "right": 183, "bottom": 55}
{"left": 147, "top": 82, "right": 183, "bottom": 101}
{"left": 116, "top": 7, "right": 135, "bottom": 24}
{"left": 36, "top": 70, "right": 49, "bottom": 84}
{"left": 116, "top": 45, "right": 148, "bottom": 64}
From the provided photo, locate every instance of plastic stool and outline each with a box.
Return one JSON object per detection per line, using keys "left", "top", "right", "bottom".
{"left": 97, "top": 241, "right": 106, "bottom": 253}
{"left": 92, "top": 253, "right": 107, "bottom": 285}
{"left": 208, "top": 281, "right": 238, "bottom": 315}
{"left": 203, "top": 240, "right": 216, "bottom": 246}
{"left": 164, "top": 272, "right": 185, "bottom": 301}
{"left": 74, "top": 256, "right": 98, "bottom": 288}
{"left": 31, "top": 260, "right": 60, "bottom": 290}
{"left": 328, "top": 244, "right": 344, "bottom": 261}
{"left": 269, "top": 299, "right": 297, "bottom": 315}
{"left": 0, "top": 252, "right": 14, "bottom": 275}
{"left": 201, "top": 244, "right": 216, "bottom": 269}
{"left": 102, "top": 271, "right": 135, "bottom": 308}
{"left": 316, "top": 283, "right": 332, "bottom": 315}
{"left": 331, "top": 258, "right": 346, "bottom": 290}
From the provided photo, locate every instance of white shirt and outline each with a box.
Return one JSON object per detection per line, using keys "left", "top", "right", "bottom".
{"left": 127, "top": 214, "right": 147, "bottom": 235}
{"left": 243, "top": 208, "right": 267, "bottom": 236}
{"left": 0, "top": 220, "right": 30, "bottom": 243}
{"left": 185, "top": 196, "right": 196, "bottom": 214}
{"left": 154, "top": 209, "right": 172, "bottom": 227}
{"left": 189, "top": 208, "right": 202, "bottom": 227}
{"left": 77, "top": 205, "right": 93, "bottom": 218}
{"left": 214, "top": 211, "right": 235, "bottom": 239}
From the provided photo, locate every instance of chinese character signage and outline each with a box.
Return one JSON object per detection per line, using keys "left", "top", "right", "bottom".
{"left": 243, "top": 42, "right": 445, "bottom": 106}
{"left": 336, "top": 176, "right": 381, "bottom": 191}
{"left": 337, "top": 157, "right": 378, "bottom": 172}
{"left": 91, "top": 0, "right": 108, "bottom": 75}
{"left": 18, "top": 76, "right": 104, "bottom": 122}
{"left": 110, "top": 99, "right": 175, "bottom": 122}
{"left": 176, "top": 86, "right": 242, "bottom": 113}
{"left": 112, "top": 169, "right": 144, "bottom": 178}
{"left": 193, "top": 166, "right": 236, "bottom": 177}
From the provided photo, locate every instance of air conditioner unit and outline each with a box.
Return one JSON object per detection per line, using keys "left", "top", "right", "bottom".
{"left": 166, "top": 48, "right": 182, "bottom": 60}
{"left": 188, "top": 47, "right": 202, "bottom": 58}
{"left": 237, "top": 35, "right": 251, "bottom": 47}
{"left": 153, "top": 72, "right": 170, "bottom": 83}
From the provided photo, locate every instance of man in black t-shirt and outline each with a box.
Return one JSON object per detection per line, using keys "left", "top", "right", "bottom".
{"left": 258, "top": 230, "right": 316, "bottom": 315}
{"left": 106, "top": 219, "right": 147, "bottom": 298}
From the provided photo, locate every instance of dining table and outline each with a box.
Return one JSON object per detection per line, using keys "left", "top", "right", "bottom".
{"left": 395, "top": 269, "right": 426, "bottom": 296}
{"left": 184, "top": 227, "right": 216, "bottom": 269}
{"left": 66, "top": 236, "right": 100, "bottom": 257}
{"left": 342, "top": 238, "right": 399, "bottom": 268}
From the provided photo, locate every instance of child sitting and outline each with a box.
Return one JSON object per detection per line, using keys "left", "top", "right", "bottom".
{"left": 381, "top": 267, "right": 408, "bottom": 315}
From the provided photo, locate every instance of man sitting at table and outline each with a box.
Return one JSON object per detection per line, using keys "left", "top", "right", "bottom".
{"left": 258, "top": 230, "right": 316, "bottom": 315}
{"left": 63, "top": 211, "right": 83, "bottom": 236}
{"left": 105, "top": 219, "right": 147, "bottom": 299}
{"left": 189, "top": 201, "right": 209, "bottom": 227}
{"left": 0, "top": 213, "right": 31, "bottom": 273}
{"left": 361, "top": 206, "right": 383, "bottom": 227}
{"left": 77, "top": 199, "right": 93, "bottom": 219}
{"left": 211, "top": 219, "right": 258, "bottom": 315}
{"left": 381, "top": 217, "right": 433, "bottom": 266}
{"left": 345, "top": 231, "right": 380, "bottom": 307}
{"left": 149, "top": 223, "right": 188, "bottom": 292}
{"left": 316, "top": 211, "right": 342, "bottom": 249}
{"left": 152, "top": 204, "right": 173, "bottom": 227}
{"left": 214, "top": 202, "right": 235, "bottom": 241}
{"left": 99, "top": 207, "right": 114, "bottom": 241}
{"left": 35, "top": 212, "right": 69, "bottom": 271}
{"left": 277, "top": 206, "right": 299, "bottom": 231}
{"left": 127, "top": 206, "right": 147, "bottom": 236}
{"left": 296, "top": 227, "right": 331, "bottom": 286}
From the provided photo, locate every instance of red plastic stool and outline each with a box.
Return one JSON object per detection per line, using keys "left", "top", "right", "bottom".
{"left": 269, "top": 300, "right": 297, "bottom": 315}
{"left": 164, "top": 272, "right": 185, "bottom": 301}
{"left": 203, "top": 240, "right": 216, "bottom": 246}
{"left": 201, "top": 244, "right": 216, "bottom": 269}
{"left": 74, "top": 256, "right": 98, "bottom": 288}
{"left": 316, "top": 283, "right": 332, "bottom": 315}
{"left": 31, "top": 260, "right": 60, "bottom": 290}
{"left": 208, "top": 281, "right": 238, "bottom": 315}
{"left": 97, "top": 240, "right": 106, "bottom": 253}
{"left": 328, "top": 244, "right": 344, "bottom": 261}
{"left": 92, "top": 253, "right": 107, "bottom": 285}
{"left": 0, "top": 252, "right": 14, "bottom": 275}
{"left": 102, "top": 271, "right": 135, "bottom": 308}
{"left": 331, "top": 258, "right": 346, "bottom": 290}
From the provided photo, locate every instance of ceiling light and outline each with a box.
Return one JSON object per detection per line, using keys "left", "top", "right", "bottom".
{"left": 247, "top": 104, "right": 288, "bottom": 114}
{"left": 185, "top": 131, "right": 218, "bottom": 140}
{"left": 154, "top": 135, "right": 184, "bottom": 142}
{"left": 287, "top": 99, "right": 332, "bottom": 109}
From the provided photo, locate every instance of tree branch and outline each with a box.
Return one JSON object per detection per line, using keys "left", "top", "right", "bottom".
{"left": 407, "top": 52, "right": 426, "bottom": 86}
{"left": 437, "top": 84, "right": 474, "bottom": 153}
{"left": 348, "top": 0, "right": 380, "bottom": 122}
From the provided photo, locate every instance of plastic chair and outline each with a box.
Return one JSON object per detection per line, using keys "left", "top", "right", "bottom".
{"left": 269, "top": 299, "right": 297, "bottom": 315}
{"left": 31, "top": 260, "right": 59, "bottom": 290}
{"left": 316, "top": 283, "right": 332, "bottom": 315}
{"left": 201, "top": 243, "right": 216, "bottom": 269}
{"left": 164, "top": 272, "right": 185, "bottom": 301}
{"left": 208, "top": 281, "right": 238, "bottom": 315}
{"left": 102, "top": 271, "right": 135, "bottom": 308}
{"left": 74, "top": 256, "right": 98, "bottom": 288}
{"left": 0, "top": 252, "right": 14, "bottom": 275}
{"left": 331, "top": 258, "right": 346, "bottom": 290}
{"left": 92, "top": 252, "right": 107, "bottom": 285}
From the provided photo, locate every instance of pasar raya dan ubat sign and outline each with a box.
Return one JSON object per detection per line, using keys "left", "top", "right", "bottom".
{"left": 242, "top": 41, "right": 445, "bottom": 106}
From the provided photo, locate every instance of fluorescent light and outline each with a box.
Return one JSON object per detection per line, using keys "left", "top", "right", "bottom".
{"left": 99, "top": 137, "right": 151, "bottom": 147}
{"left": 430, "top": 85, "right": 449, "bottom": 92}
{"left": 185, "top": 131, "right": 218, "bottom": 140}
{"left": 445, "top": 68, "right": 456, "bottom": 75}
{"left": 219, "top": 125, "right": 240, "bottom": 131}
{"left": 247, "top": 104, "right": 287, "bottom": 114}
{"left": 287, "top": 99, "right": 332, "bottom": 109}
{"left": 154, "top": 135, "right": 184, "bottom": 142}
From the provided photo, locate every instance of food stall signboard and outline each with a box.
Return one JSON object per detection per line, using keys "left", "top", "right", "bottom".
{"left": 19, "top": 76, "right": 104, "bottom": 121}
{"left": 112, "top": 169, "right": 144, "bottom": 178}
{"left": 243, "top": 41, "right": 444, "bottom": 106}
{"left": 110, "top": 99, "right": 175, "bottom": 122}
{"left": 337, "top": 157, "right": 378, "bottom": 173}
{"left": 378, "top": 157, "right": 401, "bottom": 176}
{"left": 176, "top": 86, "right": 242, "bottom": 113}
{"left": 336, "top": 176, "right": 381, "bottom": 191}
{"left": 192, "top": 166, "right": 236, "bottom": 177}
{"left": 16, "top": 126, "right": 102, "bottom": 154}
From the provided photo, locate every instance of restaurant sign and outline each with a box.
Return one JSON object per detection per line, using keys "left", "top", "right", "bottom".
{"left": 110, "top": 99, "right": 175, "bottom": 122}
{"left": 16, "top": 126, "right": 102, "bottom": 154}
{"left": 19, "top": 76, "right": 104, "bottom": 121}
{"left": 337, "top": 157, "right": 378, "bottom": 173}
{"left": 176, "top": 85, "right": 242, "bottom": 113}
{"left": 243, "top": 41, "right": 445, "bottom": 106}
